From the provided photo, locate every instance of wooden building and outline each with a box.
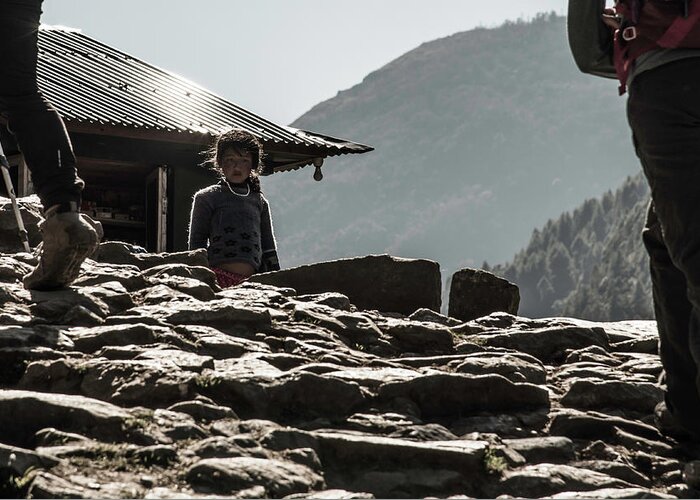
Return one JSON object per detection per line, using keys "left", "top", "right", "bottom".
{"left": 0, "top": 26, "right": 372, "bottom": 252}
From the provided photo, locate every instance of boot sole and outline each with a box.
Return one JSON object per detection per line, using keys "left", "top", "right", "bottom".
{"left": 24, "top": 240, "right": 98, "bottom": 291}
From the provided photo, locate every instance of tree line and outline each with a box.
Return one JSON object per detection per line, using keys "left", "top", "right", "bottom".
{"left": 490, "top": 174, "right": 653, "bottom": 321}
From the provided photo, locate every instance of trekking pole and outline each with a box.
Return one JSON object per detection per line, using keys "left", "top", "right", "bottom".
{"left": 0, "top": 141, "right": 30, "bottom": 252}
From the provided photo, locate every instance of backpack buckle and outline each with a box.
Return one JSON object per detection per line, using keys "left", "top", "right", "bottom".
{"left": 622, "top": 26, "right": 638, "bottom": 41}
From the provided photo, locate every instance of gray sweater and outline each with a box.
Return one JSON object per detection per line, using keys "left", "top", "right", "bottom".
{"left": 188, "top": 181, "right": 279, "bottom": 272}
{"left": 629, "top": 49, "right": 700, "bottom": 88}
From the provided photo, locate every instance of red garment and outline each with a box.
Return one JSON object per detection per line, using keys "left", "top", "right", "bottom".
{"left": 212, "top": 267, "right": 248, "bottom": 288}
{"left": 614, "top": 0, "right": 700, "bottom": 94}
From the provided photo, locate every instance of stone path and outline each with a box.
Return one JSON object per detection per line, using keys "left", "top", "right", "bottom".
{"left": 0, "top": 245, "right": 695, "bottom": 498}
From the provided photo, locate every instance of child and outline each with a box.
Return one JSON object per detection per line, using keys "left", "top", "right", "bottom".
{"left": 188, "top": 129, "right": 280, "bottom": 288}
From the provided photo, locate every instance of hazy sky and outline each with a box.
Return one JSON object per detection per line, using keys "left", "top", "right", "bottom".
{"left": 42, "top": 0, "right": 567, "bottom": 125}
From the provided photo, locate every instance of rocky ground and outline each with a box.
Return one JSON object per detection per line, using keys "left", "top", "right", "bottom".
{"left": 0, "top": 242, "right": 698, "bottom": 499}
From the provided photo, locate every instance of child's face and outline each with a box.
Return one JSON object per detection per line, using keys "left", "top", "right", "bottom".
{"left": 220, "top": 148, "right": 253, "bottom": 184}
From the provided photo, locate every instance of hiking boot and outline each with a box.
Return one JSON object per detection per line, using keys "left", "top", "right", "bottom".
{"left": 684, "top": 460, "right": 700, "bottom": 490}
{"left": 23, "top": 208, "right": 101, "bottom": 291}
{"left": 655, "top": 401, "right": 699, "bottom": 443}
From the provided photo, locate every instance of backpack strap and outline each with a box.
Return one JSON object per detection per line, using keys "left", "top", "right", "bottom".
{"left": 613, "top": 0, "right": 700, "bottom": 94}
{"left": 613, "top": 0, "right": 645, "bottom": 94}
{"left": 658, "top": 0, "right": 700, "bottom": 47}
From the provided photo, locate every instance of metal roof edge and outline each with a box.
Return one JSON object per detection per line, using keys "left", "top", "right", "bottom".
{"left": 286, "top": 126, "right": 374, "bottom": 153}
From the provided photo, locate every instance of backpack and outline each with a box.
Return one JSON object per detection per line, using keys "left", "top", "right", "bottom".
{"left": 568, "top": 0, "right": 700, "bottom": 94}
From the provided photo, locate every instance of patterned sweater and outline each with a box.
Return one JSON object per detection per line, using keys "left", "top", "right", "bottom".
{"left": 188, "top": 181, "right": 279, "bottom": 272}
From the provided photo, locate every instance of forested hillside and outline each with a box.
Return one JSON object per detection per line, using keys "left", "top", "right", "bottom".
{"left": 492, "top": 173, "right": 652, "bottom": 320}
{"left": 263, "top": 13, "right": 639, "bottom": 275}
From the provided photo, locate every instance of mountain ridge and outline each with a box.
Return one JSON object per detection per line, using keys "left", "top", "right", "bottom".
{"left": 264, "top": 13, "right": 640, "bottom": 278}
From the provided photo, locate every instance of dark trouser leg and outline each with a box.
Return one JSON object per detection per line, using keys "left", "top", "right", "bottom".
{"left": 628, "top": 58, "right": 700, "bottom": 438}
{"left": 0, "top": 0, "right": 83, "bottom": 209}
{"left": 643, "top": 202, "right": 700, "bottom": 436}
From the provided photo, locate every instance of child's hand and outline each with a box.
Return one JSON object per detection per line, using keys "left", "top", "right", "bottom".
{"left": 602, "top": 8, "right": 621, "bottom": 30}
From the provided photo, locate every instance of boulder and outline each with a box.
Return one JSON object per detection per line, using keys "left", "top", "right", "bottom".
{"left": 0, "top": 195, "right": 42, "bottom": 253}
{"left": 250, "top": 254, "right": 441, "bottom": 315}
{"left": 448, "top": 268, "right": 519, "bottom": 321}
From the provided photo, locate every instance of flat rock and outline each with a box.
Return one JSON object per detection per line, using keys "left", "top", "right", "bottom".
{"left": 0, "top": 390, "right": 138, "bottom": 446}
{"left": 408, "top": 308, "right": 462, "bottom": 327}
{"left": 0, "top": 325, "right": 73, "bottom": 350}
{"left": 0, "top": 255, "right": 33, "bottom": 282}
{"left": 564, "top": 345, "right": 621, "bottom": 366}
{"left": 167, "top": 400, "right": 238, "bottom": 421}
{"left": 466, "top": 326, "right": 610, "bottom": 363}
{"left": 312, "top": 432, "right": 487, "bottom": 497}
{"left": 496, "top": 463, "right": 635, "bottom": 497}
{"left": 451, "top": 410, "right": 549, "bottom": 437}
{"left": 174, "top": 325, "right": 270, "bottom": 358}
{"left": 287, "top": 489, "right": 374, "bottom": 499}
{"left": 217, "top": 281, "right": 296, "bottom": 305}
{"left": 382, "top": 320, "right": 455, "bottom": 354}
{"left": 145, "top": 277, "right": 216, "bottom": 302}
{"left": 130, "top": 299, "right": 273, "bottom": 331}
{"left": 147, "top": 408, "right": 207, "bottom": 442}
{"left": 66, "top": 323, "right": 160, "bottom": 353}
{"left": 325, "top": 367, "right": 425, "bottom": 389}
{"left": 73, "top": 261, "right": 147, "bottom": 291}
{"left": 94, "top": 241, "right": 208, "bottom": 270}
{"left": 26, "top": 289, "right": 111, "bottom": 323}
{"left": 265, "top": 372, "right": 367, "bottom": 420}
{"left": 553, "top": 363, "right": 625, "bottom": 382}
{"left": 186, "top": 457, "right": 324, "bottom": 496}
{"left": 548, "top": 409, "right": 662, "bottom": 441}
{"left": 21, "top": 358, "right": 197, "bottom": 408}
{"left": 26, "top": 471, "right": 94, "bottom": 499}
{"left": 394, "top": 353, "right": 486, "bottom": 368}
{"left": 452, "top": 352, "right": 547, "bottom": 384}
{"left": 571, "top": 460, "right": 652, "bottom": 487}
{"left": 80, "top": 359, "right": 197, "bottom": 407}
{"left": 344, "top": 412, "right": 422, "bottom": 435}
{"left": 134, "top": 348, "right": 215, "bottom": 372}
{"left": 189, "top": 436, "right": 267, "bottom": 460}
{"left": 141, "top": 263, "right": 219, "bottom": 290}
{"left": 502, "top": 437, "right": 576, "bottom": 464}
{"left": 378, "top": 373, "right": 550, "bottom": 418}
{"left": 296, "top": 292, "right": 354, "bottom": 311}
{"left": 547, "top": 487, "right": 675, "bottom": 498}
{"left": 561, "top": 379, "right": 664, "bottom": 413}
{"left": 0, "top": 442, "right": 60, "bottom": 476}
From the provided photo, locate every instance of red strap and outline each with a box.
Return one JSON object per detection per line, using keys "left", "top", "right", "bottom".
{"left": 614, "top": 30, "right": 632, "bottom": 95}
{"left": 658, "top": 1, "right": 700, "bottom": 47}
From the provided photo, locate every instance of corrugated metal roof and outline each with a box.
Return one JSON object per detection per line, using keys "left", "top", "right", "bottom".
{"left": 36, "top": 26, "right": 372, "bottom": 167}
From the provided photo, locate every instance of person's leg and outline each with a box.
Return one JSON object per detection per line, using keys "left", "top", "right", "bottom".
{"left": 628, "top": 58, "right": 700, "bottom": 439}
{"left": 0, "top": 0, "right": 99, "bottom": 290}
{"left": 0, "top": 0, "right": 83, "bottom": 207}
{"left": 643, "top": 203, "right": 700, "bottom": 439}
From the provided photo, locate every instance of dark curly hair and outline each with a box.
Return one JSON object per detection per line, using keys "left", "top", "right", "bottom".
{"left": 203, "top": 129, "right": 264, "bottom": 192}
